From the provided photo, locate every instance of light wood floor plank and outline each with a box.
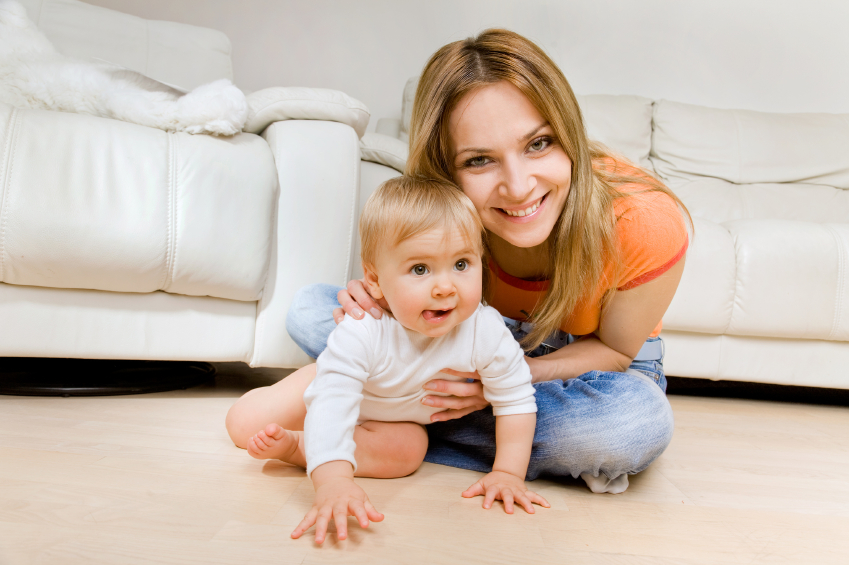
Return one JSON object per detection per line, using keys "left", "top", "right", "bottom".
{"left": 1, "top": 363, "right": 847, "bottom": 564}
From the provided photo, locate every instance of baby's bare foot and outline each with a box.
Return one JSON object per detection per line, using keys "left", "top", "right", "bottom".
{"left": 247, "top": 423, "right": 306, "bottom": 468}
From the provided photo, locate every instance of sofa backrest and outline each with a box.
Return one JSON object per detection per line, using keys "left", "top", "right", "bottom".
{"left": 652, "top": 100, "right": 849, "bottom": 224}
{"left": 398, "top": 76, "right": 654, "bottom": 169}
{"left": 19, "top": 0, "right": 234, "bottom": 90}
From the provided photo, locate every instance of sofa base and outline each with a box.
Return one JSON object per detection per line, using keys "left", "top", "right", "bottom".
{"left": 0, "top": 283, "right": 256, "bottom": 362}
{"left": 662, "top": 330, "right": 849, "bottom": 389}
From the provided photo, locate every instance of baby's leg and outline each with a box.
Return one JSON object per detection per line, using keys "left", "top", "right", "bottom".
{"left": 225, "top": 363, "right": 428, "bottom": 478}
{"left": 225, "top": 363, "right": 315, "bottom": 448}
{"left": 247, "top": 420, "right": 428, "bottom": 479}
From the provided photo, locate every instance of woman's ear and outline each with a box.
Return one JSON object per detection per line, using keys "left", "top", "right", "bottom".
{"left": 362, "top": 264, "right": 384, "bottom": 300}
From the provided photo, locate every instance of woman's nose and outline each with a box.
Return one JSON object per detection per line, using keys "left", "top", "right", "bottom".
{"left": 500, "top": 155, "right": 537, "bottom": 201}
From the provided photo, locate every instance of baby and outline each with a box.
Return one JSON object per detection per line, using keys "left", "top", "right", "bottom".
{"left": 228, "top": 176, "right": 548, "bottom": 543}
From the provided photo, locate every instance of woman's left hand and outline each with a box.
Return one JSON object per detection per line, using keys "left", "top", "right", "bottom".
{"left": 422, "top": 369, "right": 489, "bottom": 422}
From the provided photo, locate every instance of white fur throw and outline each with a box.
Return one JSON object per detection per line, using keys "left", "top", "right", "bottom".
{"left": 0, "top": 0, "right": 247, "bottom": 135}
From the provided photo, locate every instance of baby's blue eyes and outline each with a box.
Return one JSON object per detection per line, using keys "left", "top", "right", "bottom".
{"left": 410, "top": 261, "right": 469, "bottom": 275}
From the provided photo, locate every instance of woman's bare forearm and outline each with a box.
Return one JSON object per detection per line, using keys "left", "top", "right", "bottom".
{"left": 525, "top": 334, "right": 632, "bottom": 384}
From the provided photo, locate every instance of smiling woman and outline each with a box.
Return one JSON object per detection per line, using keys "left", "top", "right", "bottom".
{"left": 281, "top": 29, "right": 691, "bottom": 497}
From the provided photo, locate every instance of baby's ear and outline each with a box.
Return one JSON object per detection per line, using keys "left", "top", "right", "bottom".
{"left": 362, "top": 264, "right": 384, "bottom": 300}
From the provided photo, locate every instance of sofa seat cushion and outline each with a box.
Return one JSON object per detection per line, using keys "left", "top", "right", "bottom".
{"left": 0, "top": 103, "right": 276, "bottom": 302}
{"left": 665, "top": 216, "right": 849, "bottom": 342}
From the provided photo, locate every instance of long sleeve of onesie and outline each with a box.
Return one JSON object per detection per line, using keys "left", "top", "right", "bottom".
{"left": 302, "top": 315, "right": 373, "bottom": 477}
{"left": 473, "top": 306, "right": 537, "bottom": 416}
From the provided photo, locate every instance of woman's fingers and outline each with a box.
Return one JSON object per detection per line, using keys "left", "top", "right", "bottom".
{"left": 332, "top": 307, "right": 345, "bottom": 325}
{"left": 430, "top": 406, "right": 478, "bottom": 423}
{"left": 423, "top": 379, "right": 483, "bottom": 397}
{"left": 437, "top": 368, "right": 481, "bottom": 380}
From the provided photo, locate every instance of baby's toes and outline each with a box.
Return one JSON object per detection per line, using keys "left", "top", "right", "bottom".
{"left": 265, "top": 423, "right": 285, "bottom": 440}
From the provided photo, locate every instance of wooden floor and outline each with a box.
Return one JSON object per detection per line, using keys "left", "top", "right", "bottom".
{"left": 1, "top": 363, "right": 848, "bottom": 565}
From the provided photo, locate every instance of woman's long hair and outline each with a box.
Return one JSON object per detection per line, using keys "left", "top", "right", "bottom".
{"left": 407, "top": 28, "right": 689, "bottom": 350}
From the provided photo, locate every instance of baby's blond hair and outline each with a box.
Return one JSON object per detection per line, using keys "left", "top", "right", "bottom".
{"left": 360, "top": 176, "right": 485, "bottom": 270}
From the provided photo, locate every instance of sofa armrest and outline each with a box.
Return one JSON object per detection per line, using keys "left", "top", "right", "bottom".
{"left": 244, "top": 87, "right": 370, "bottom": 137}
{"left": 359, "top": 132, "right": 408, "bottom": 173}
{"left": 250, "top": 120, "right": 361, "bottom": 368}
{"left": 375, "top": 117, "right": 402, "bottom": 138}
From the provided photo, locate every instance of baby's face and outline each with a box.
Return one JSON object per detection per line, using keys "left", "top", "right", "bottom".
{"left": 366, "top": 227, "right": 483, "bottom": 337}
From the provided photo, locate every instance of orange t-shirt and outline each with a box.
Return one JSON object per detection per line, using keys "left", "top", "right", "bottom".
{"left": 486, "top": 162, "right": 688, "bottom": 338}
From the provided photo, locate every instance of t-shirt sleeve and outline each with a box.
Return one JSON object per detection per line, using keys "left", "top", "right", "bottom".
{"left": 614, "top": 189, "right": 689, "bottom": 291}
{"left": 303, "top": 315, "right": 373, "bottom": 477}
{"left": 472, "top": 306, "right": 537, "bottom": 416}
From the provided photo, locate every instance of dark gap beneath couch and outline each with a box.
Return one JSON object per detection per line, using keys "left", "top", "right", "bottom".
{"left": 666, "top": 376, "right": 849, "bottom": 407}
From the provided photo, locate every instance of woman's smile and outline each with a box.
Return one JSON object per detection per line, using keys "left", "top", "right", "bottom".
{"left": 497, "top": 193, "right": 547, "bottom": 222}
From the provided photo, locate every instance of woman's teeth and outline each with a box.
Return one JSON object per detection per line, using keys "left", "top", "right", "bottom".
{"left": 503, "top": 199, "right": 541, "bottom": 217}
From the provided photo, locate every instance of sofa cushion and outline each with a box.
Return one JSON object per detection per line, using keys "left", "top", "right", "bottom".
{"left": 670, "top": 177, "right": 849, "bottom": 225}
{"left": 665, "top": 217, "right": 849, "bottom": 342}
{"left": 651, "top": 100, "right": 849, "bottom": 189}
{"left": 399, "top": 77, "right": 653, "bottom": 168}
{"left": 0, "top": 103, "right": 276, "bottom": 301}
{"left": 19, "top": 0, "right": 233, "bottom": 91}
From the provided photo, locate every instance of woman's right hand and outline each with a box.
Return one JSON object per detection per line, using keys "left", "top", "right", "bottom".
{"left": 333, "top": 279, "right": 388, "bottom": 324}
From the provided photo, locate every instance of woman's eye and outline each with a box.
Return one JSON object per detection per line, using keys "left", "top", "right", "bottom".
{"left": 529, "top": 137, "right": 551, "bottom": 152}
{"left": 454, "top": 260, "right": 468, "bottom": 272}
{"left": 412, "top": 264, "right": 429, "bottom": 276}
{"left": 465, "top": 156, "right": 489, "bottom": 168}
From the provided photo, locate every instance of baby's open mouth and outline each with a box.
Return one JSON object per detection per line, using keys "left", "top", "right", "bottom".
{"left": 422, "top": 308, "right": 453, "bottom": 322}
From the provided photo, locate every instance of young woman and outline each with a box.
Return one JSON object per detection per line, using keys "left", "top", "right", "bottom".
{"left": 263, "top": 29, "right": 689, "bottom": 495}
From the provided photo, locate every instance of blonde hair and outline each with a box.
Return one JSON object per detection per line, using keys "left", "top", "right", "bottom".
{"left": 407, "top": 28, "right": 690, "bottom": 350}
{"left": 359, "top": 176, "right": 485, "bottom": 272}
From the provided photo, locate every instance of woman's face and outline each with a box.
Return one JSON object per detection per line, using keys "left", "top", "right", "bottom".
{"left": 448, "top": 81, "right": 572, "bottom": 249}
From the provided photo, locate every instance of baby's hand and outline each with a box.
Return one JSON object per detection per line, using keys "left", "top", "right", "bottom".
{"left": 462, "top": 470, "right": 550, "bottom": 514}
{"left": 291, "top": 477, "right": 384, "bottom": 543}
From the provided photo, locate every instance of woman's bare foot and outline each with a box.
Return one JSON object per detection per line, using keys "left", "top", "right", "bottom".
{"left": 247, "top": 423, "right": 307, "bottom": 468}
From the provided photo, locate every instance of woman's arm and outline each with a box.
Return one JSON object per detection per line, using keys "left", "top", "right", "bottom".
{"left": 526, "top": 257, "right": 685, "bottom": 383}
{"left": 422, "top": 258, "right": 686, "bottom": 416}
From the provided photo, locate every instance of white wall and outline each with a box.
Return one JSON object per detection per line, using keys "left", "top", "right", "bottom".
{"left": 86, "top": 0, "right": 849, "bottom": 129}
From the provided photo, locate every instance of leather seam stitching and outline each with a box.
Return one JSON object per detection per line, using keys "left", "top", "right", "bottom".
{"left": 826, "top": 224, "right": 845, "bottom": 341}
{"left": 0, "top": 108, "right": 20, "bottom": 282}
{"left": 342, "top": 137, "right": 357, "bottom": 285}
{"left": 162, "top": 133, "right": 176, "bottom": 290}
{"left": 723, "top": 226, "right": 739, "bottom": 335}
{"left": 249, "top": 130, "right": 276, "bottom": 366}
{"left": 733, "top": 111, "right": 743, "bottom": 184}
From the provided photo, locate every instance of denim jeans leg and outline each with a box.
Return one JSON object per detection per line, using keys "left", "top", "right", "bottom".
{"left": 425, "top": 366, "right": 674, "bottom": 481}
{"left": 285, "top": 283, "right": 343, "bottom": 359}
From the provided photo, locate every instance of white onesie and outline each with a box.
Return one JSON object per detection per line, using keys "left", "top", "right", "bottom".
{"left": 303, "top": 303, "right": 537, "bottom": 476}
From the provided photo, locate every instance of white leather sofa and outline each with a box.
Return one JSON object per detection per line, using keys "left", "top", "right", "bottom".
{"left": 359, "top": 78, "right": 849, "bottom": 389}
{"left": 0, "top": 0, "right": 368, "bottom": 369}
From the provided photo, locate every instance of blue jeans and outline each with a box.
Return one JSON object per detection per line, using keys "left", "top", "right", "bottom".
{"left": 287, "top": 283, "right": 674, "bottom": 481}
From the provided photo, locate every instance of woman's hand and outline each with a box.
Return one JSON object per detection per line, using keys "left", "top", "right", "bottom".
{"left": 332, "top": 279, "right": 388, "bottom": 324}
{"left": 462, "top": 470, "right": 550, "bottom": 514}
{"left": 422, "top": 369, "right": 490, "bottom": 422}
